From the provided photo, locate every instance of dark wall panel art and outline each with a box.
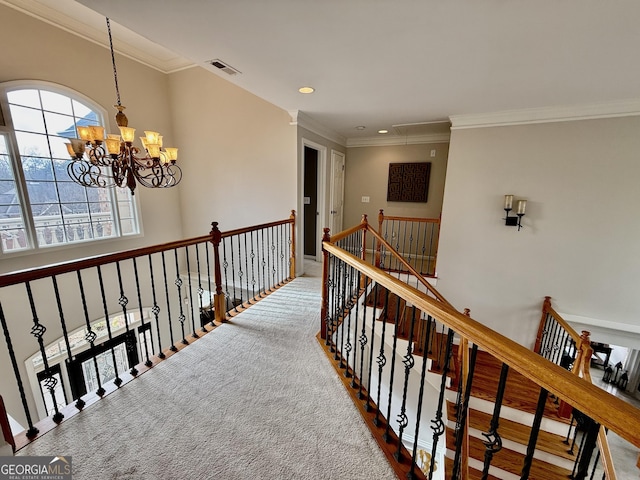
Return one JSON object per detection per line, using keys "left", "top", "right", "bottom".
{"left": 387, "top": 162, "right": 431, "bottom": 203}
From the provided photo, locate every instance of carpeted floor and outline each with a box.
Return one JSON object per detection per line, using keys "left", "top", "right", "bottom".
{"left": 18, "top": 262, "right": 397, "bottom": 480}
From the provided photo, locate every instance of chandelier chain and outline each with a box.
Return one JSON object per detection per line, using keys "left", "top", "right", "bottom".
{"left": 106, "top": 18, "right": 122, "bottom": 107}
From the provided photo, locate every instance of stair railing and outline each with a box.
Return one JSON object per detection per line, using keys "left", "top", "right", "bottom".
{"left": 0, "top": 211, "right": 295, "bottom": 451}
{"left": 535, "top": 297, "right": 619, "bottom": 479}
{"left": 376, "top": 209, "right": 440, "bottom": 277}
{"left": 321, "top": 219, "right": 640, "bottom": 480}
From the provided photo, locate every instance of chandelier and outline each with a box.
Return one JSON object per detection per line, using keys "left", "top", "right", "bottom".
{"left": 65, "top": 18, "right": 181, "bottom": 195}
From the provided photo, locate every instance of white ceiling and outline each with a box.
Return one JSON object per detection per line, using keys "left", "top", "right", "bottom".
{"left": 6, "top": 0, "right": 640, "bottom": 144}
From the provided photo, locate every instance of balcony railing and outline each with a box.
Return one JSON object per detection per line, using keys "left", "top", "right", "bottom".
{"left": 0, "top": 211, "right": 295, "bottom": 450}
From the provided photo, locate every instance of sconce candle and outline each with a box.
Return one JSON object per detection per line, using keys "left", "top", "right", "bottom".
{"left": 517, "top": 200, "right": 527, "bottom": 215}
{"left": 504, "top": 194, "right": 514, "bottom": 210}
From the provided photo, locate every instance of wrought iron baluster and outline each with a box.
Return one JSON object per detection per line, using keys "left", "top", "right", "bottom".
{"left": 337, "top": 258, "right": 348, "bottom": 364}
{"left": 185, "top": 246, "right": 199, "bottom": 338}
{"left": 172, "top": 250, "right": 188, "bottom": 345}
{"left": 343, "top": 263, "right": 354, "bottom": 375}
{"left": 0, "top": 302, "right": 39, "bottom": 438}
{"left": 147, "top": 255, "right": 165, "bottom": 358}
{"left": 574, "top": 417, "right": 600, "bottom": 480}
{"left": 161, "top": 251, "right": 177, "bottom": 352}
{"left": 195, "top": 243, "right": 207, "bottom": 333}
{"left": 236, "top": 235, "right": 246, "bottom": 308}
{"left": 419, "top": 221, "right": 427, "bottom": 275}
{"left": 76, "top": 271, "right": 108, "bottom": 392}
{"left": 115, "top": 262, "right": 138, "bottom": 375}
{"left": 279, "top": 224, "right": 286, "bottom": 283}
{"left": 520, "top": 388, "right": 549, "bottom": 479}
{"left": 96, "top": 266, "right": 123, "bottom": 385}
{"left": 409, "top": 314, "right": 435, "bottom": 480}
{"left": 364, "top": 281, "right": 379, "bottom": 411}
{"left": 429, "top": 328, "right": 455, "bottom": 479}
{"left": 222, "top": 237, "right": 232, "bottom": 312}
{"left": 374, "top": 288, "right": 391, "bottom": 427}
{"left": 260, "top": 228, "right": 267, "bottom": 297}
{"left": 24, "top": 281, "right": 64, "bottom": 423}
{"left": 326, "top": 254, "right": 336, "bottom": 347}
{"left": 394, "top": 305, "right": 419, "bottom": 463}
{"left": 481, "top": 363, "right": 509, "bottom": 479}
{"left": 243, "top": 233, "right": 252, "bottom": 304}
{"left": 270, "top": 226, "right": 277, "bottom": 289}
{"left": 383, "top": 292, "right": 403, "bottom": 443}
{"left": 132, "top": 258, "right": 153, "bottom": 367}
{"left": 357, "top": 272, "right": 369, "bottom": 399}
{"left": 452, "top": 344, "right": 479, "bottom": 479}
{"left": 250, "top": 230, "right": 257, "bottom": 301}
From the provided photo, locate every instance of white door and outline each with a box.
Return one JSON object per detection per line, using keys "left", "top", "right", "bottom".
{"left": 330, "top": 150, "right": 345, "bottom": 235}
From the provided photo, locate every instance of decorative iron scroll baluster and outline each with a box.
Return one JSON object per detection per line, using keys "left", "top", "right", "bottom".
{"left": 184, "top": 246, "right": 198, "bottom": 338}
{"left": 161, "top": 251, "right": 177, "bottom": 352}
{"left": 271, "top": 227, "right": 277, "bottom": 289}
{"left": 173, "top": 250, "right": 188, "bottom": 345}
{"left": 260, "top": 228, "right": 267, "bottom": 297}
{"left": 394, "top": 305, "right": 418, "bottom": 463}
{"left": 243, "top": 233, "right": 251, "bottom": 305}
{"left": 132, "top": 258, "right": 153, "bottom": 367}
{"left": 357, "top": 274, "right": 368, "bottom": 400}
{"left": 349, "top": 267, "right": 361, "bottom": 388}
{"left": 0, "top": 302, "right": 39, "bottom": 438}
{"left": 25, "top": 281, "right": 64, "bottom": 423}
{"left": 520, "top": 387, "right": 549, "bottom": 479}
{"left": 228, "top": 236, "right": 239, "bottom": 312}
{"left": 343, "top": 263, "right": 355, "bottom": 377}
{"left": 148, "top": 255, "right": 165, "bottom": 358}
{"left": 205, "top": 242, "right": 214, "bottom": 327}
{"left": 429, "top": 328, "right": 455, "bottom": 479}
{"left": 195, "top": 244, "right": 207, "bottom": 333}
{"left": 250, "top": 231, "right": 257, "bottom": 300}
{"left": 452, "top": 344, "right": 479, "bottom": 480}
{"left": 222, "top": 237, "right": 232, "bottom": 311}
{"left": 373, "top": 288, "right": 390, "bottom": 427}
{"left": 337, "top": 258, "right": 349, "bottom": 365}
{"left": 236, "top": 236, "right": 245, "bottom": 307}
{"left": 481, "top": 363, "right": 509, "bottom": 479}
{"left": 326, "top": 254, "right": 337, "bottom": 348}
{"left": 96, "top": 266, "right": 123, "bottom": 385}
{"left": 409, "top": 314, "right": 434, "bottom": 480}
{"left": 115, "top": 262, "right": 138, "bottom": 375}
{"left": 383, "top": 293, "right": 403, "bottom": 443}
{"left": 279, "top": 224, "right": 286, "bottom": 283}
{"left": 76, "top": 271, "right": 107, "bottom": 393}
{"left": 364, "top": 282, "right": 379, "bottom": 411}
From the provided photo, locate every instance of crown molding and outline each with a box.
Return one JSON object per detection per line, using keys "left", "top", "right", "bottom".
{"left": 346, "top": 132, "right": 450, "bottom": 148}
{"left": 289, "top": 110, "right": 347, "bottom": 147}
{"left": 0, "top": 0, "right": 194, "bottom": 74}
{"left": 450, "top": 99, "right": 640, "bottom": 129}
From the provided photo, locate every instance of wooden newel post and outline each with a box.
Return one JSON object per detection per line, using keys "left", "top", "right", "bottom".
{"left": 210, "top": 222, "right": 227, "bottom": 324}
{"left": 289, "top": 210, "right": 296, "bottom": 280}
{"left": 320, "top": 228, "right": 331, "bottom": 340}
{"left": 375, "top": 209, "right": 384, "bottom": 268}
{"left": 534, "top": 296, "right": 552, "bottom": 354}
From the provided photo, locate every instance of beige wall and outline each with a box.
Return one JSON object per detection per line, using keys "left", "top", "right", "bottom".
{"left": 344, "top": 143, "right": 449, "bottom": 229}
{"left": 168, "top": 67, "right": 297, "bottom": 236}
{"left": 0, "top": 4, "right": 183, "bottom": 274}
{"left": 437, "top": 116, "right": 640, "bottom": 347}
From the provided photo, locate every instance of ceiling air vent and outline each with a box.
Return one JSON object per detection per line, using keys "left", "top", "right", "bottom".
{"left": 208, "top": 59, "right": 241, "bottom": 76}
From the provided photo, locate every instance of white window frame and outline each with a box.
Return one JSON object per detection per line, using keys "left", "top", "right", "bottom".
{"left": 0, "top": 80, "right": 141, "bottom": 256}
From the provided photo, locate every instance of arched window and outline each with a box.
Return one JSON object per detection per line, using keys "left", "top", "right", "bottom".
{"left": 0, "top": 81, "right": 139, "bottom": 254}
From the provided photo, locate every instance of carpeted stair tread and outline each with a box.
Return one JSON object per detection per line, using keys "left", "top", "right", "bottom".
{"left": 446, "top": 427, "right": 572, "bottom": 479}
{"left": 446, "top": 401, "right": 574, "bottom": 461}
{"left": 443, "top": 456, "right": 501, "bottom": 480}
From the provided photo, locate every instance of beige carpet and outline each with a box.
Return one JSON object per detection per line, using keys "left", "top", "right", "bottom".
{"left": 17, "top": 264, "right": 396, "bottom": 480}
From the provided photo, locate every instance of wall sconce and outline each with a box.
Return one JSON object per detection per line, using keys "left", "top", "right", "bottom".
{"left": 503, "top": 194, "right": 526, "bottom": 231}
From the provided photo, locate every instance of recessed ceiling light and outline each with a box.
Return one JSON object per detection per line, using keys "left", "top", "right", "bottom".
{"left": 355, "top": 126, "right": 366, "bottom": 130}
{"left": 298, "top": 86, "right": 315, "bottom": 94}
{"left": 378, "top": 129, "right": 389, "bottom": 134}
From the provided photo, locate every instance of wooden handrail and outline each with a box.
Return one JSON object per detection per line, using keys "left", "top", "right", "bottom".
{"left": 323, "top": 242, "right": 640, "bottom": 449}
{"left": 378, "top": 209, "right": 441, "bottom": 225}
{"left": 0, "top": 216, "right": 295, "bottom": 288}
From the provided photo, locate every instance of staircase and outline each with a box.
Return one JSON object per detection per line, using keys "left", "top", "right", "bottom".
{"left": 365, "top": 288, "right": 579, "bottom": 479}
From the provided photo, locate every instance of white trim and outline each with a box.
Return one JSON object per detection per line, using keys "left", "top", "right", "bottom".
{"left": 347, "top": 132, "right": 450, "bottom": 148}
{"left": 300, "top": 138, "right": 327, "bottom": 262}
{"left": 450, "top": 99, "right": 640, "bottom": 129}
{"left": 290, "top": 110, "right": 346, "bottom": 146}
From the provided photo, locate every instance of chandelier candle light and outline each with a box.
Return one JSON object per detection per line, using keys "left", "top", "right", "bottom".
{"left": 65, "top": 18, "right": 181, "bottom": 195}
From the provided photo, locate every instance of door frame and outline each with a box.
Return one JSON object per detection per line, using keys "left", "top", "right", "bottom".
{"left": 329, "top": 149, "right": 346, "bottom": 235}
{"left": 299, "top": 138, "right": 326, "bottom": 263}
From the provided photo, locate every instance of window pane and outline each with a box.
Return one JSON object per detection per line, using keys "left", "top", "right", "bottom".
{"left": 10, "top": 105, "right": 46, "bottom": 134}
{"left": 61, "top": 202, "right": 88, "bottom": 215}
{"left": 7, "top": 89, "right": 41, "bottom": 109}
{"left": 72, "top": 100, "right": 92, "bottom": 119}
{"left": 58, "top": 181, "right": 87, "bottom": 203}
{"left": 0, "top": 135, "right": 29, "bottom": 252}
{"left": 44, "top": 112, "right": 77, "bottom": 138}
{"left": 21, "top": 156, "right": 54, "bottom": 181}
{"left": 30, "top": 203, "right": 60, "bottom": 217}
{"left": 15, "top": 131, "right": 50, "bottom": 157}
{"left": 49, "top": 136, "right": 73, "bottom": 160}
{"left": 40, "top": 91, "right": 73, "bottom": 115}
{"left": 26, "top": 180, "right": 59, "bottom": 204}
